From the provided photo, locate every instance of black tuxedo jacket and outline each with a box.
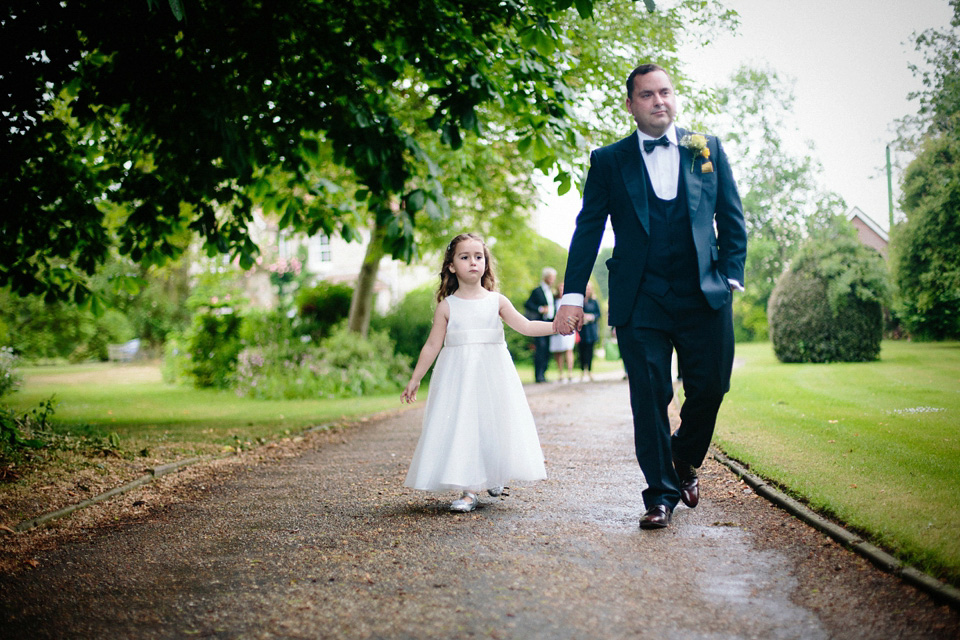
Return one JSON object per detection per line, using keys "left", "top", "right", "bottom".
{"left": 524, "top": 285, "right": 551, "bottom": 321}
{"left": 563, "top": 127, "right": 747, "bottom": 326}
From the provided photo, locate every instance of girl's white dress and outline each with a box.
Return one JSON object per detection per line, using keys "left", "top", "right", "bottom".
{"left": 404, "top": 292, "right": 547, "bottom": 492}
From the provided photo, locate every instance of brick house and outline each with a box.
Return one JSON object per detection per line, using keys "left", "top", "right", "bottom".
{"left": 847, "top": 206, "right": 889, "bottom": 259}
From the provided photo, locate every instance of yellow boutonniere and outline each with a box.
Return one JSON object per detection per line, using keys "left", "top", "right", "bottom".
{"left": 679, "top": 133, "right": 710, "bottom": 173}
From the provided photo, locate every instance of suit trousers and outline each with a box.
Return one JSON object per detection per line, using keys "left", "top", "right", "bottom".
{"left": 533, "top": 335, "right": 550, "bottom": 382}
{"left": 616, "top": 289, "right": 734, "bottom": 509}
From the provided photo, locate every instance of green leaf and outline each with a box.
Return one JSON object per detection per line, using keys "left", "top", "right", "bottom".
{"left": 168, "top": 0, "right": 186, "bottom": 21}
{"left": 461, "top": 107, "right": 478, "bottom": 133}
{"left": 533, "top": 133, "right": 552, "bottom": 160}
{"left": 119, "top": 275, "right": 146, "bottom": 295}
{"left": 441, "top": 123, "right": 463, "bottom": 150}
{"left": 406, "top": 189, "right": 426, "bottom": 213}
{"left": 341, "top": 223, "right": 358, "bottom": 243}
{"left": 533, "top": 30, "right": 556, "bottom": 56}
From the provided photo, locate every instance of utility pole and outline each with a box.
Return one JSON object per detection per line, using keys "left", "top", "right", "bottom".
{"left": 886, "top": 144, "right": 895, "bottom": 230}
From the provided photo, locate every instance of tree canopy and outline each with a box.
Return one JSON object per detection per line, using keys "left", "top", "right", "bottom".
{"left": 1, "top": 0, "right": 599, "bottom": 302}
{"left": 892, "top": 132, "right": 960, "bottom": 339}
{"left": 890, "top": 0, "right": 960, "bottom": 339}
{"left": 713, "top": 65, "right": 847, "bottom": 308}
{"left": 3, "top": 0, "right": 740, "bottom": 340}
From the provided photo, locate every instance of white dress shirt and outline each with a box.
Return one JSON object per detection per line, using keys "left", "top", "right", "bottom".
{"left": 541, "top": 283, "right": 555, "bottom": 320}
{"left": 637, "top": 125, "right": 680, "bottom": 200}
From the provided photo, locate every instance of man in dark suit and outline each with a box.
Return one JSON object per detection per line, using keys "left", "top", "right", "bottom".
{"left": 525, "top": 267, "right": 556, "bottom": 383}
{"left": 554, "top": 63, "right": 747, "bottom": 530}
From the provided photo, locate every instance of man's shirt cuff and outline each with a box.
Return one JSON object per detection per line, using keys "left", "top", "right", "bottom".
{"left": 559, "top": 293, "right": 584, "bottom": 307}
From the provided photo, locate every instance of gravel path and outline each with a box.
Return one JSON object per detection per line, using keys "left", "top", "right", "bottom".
{"left": 1, "top": 378, "right": 958, "bottom": 639}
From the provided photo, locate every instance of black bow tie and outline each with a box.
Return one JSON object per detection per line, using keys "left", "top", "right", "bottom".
{"left": 643, "top": 136, "right": 669, "bottom": 153}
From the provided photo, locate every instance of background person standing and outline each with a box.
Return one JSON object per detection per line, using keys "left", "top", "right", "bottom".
{"left": 577, "top": 284, "right": 601, "bottom": 382}
{"left": 524, "top": 267, "right": 556, "bottom": 383}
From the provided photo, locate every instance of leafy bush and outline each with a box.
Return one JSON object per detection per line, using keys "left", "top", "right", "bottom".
{"left": 90, "top": 253, "right": 192, "bottom": 351}
{"left": 0, "top": 347, "right": 23, "bottom": 398}
{"left": 240, "top": 309, "right": 299, "bottom": 351}
{"left": 78, "top": 308, "right": 136, "bottom": 362}
{"left": 768, "top": 234, "right": 888, "bottom": 363}
{"left": 371, "top": 285, "right": 436, "bottom": 360}
{"left": 1, "top": 398, "right": 128, "bottom": 472}
{"left": 296, "top": 281, "right": 354, "bottom": 341}
{"left": 890, "top": 133, "right": 960, "bottom": 340}
{"left": 0, "top": 398, "right": 53, "bottom": 466}
{"left": 234, "top": 324, "right": 410, "bottom": 399}
{"left": 0, "top": 291, "right": 90, "bottom": 361}
{"left": 505, "top": 325, "right": 535, "bottom": 365}
{"left": 186, "top": 310, "right": 244, "bottom": 388}
{"left": 733, "top": 297, "right": 769, "bottom": 343}
{"left": 161, "top": 334, "right": 191, "bottom": 384}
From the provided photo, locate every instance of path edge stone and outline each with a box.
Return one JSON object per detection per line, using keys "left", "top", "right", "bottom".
{"left": 712, "top": 448, "right": 960, "bottom": 610}
{"left": 12, "top": 456, "right": 205, "bottom": 533}
{"left": 8, "top": 422, "right": 341, "bottom": 535}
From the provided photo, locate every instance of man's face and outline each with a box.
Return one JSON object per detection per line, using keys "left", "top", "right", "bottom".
{"left": 544, "top": 273, "right": 556, "bottom": 287}
{"left": 625, "top": 70, "right": 677, "bottom": 138}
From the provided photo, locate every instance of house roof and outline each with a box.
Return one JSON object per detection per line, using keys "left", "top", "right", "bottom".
{"left": 846, "top": 206, "right": 889, "bottom": 243}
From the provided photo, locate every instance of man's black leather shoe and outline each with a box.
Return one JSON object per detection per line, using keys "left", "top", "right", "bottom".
{"left": 639, "top": 504, "right": 672, "bottom": 529}
{"left": 674, "top": 458, "right": 699, "bottom": 508}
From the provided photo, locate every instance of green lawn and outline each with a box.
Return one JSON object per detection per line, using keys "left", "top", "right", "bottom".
{"left": 8, "top": 362, "right": 403, "bottom": 452}
{"left": 718, "top": 340, "right": 960, "bottom": 584}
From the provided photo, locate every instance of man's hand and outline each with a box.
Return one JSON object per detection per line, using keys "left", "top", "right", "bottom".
{"left": 553, "top": 305, "right": 583, "bottom": 335}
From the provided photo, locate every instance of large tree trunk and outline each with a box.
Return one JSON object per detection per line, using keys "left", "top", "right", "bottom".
{"left": 347, "top": 223, "right": 386, "bottom": 337}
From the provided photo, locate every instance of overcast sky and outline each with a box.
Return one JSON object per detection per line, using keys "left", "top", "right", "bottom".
{"left": 535, "top": 0, "right": 954, "bottom": 248}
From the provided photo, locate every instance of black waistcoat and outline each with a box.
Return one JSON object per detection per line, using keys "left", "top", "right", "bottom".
{"left": 639, "top": 167, "right": 701, "bottom": 297}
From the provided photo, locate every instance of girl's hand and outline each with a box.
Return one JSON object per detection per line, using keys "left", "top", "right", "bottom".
{"left": 401, "top": 380, "right": 420, "bottom": 404}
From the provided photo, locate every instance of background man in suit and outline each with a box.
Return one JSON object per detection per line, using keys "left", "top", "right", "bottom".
{"left": 525, "top": 267, "right": 557, "bottom": 383}
{"left": 554, "top": 63, "right": 747, "bottom": 530}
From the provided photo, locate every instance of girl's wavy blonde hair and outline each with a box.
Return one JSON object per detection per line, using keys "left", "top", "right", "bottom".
{"left": 436, "top": 233, "right": 497, "bottom": 302}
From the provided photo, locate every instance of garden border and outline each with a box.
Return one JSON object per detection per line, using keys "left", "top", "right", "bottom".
{"left": 712, "top": 448, "right": 960, "bottom": 610}
{"left": 10, "top": 422, "right": 338, "bottom": 534}
{"left": 13, "top": 457, "right": 202, "bottom": 533}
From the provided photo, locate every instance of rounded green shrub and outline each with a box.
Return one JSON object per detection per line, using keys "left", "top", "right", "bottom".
{"left": 187, "top": 310, "right": 243, "bottom": 388}
{"left": 768, "top": 233, "right": 888, "bottom": 363}
{"left": 296, "top": 281, "right": 353, "bottom": 341}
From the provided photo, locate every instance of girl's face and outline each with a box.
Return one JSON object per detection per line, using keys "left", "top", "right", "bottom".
{"left": 448, "top": 238, "right": 486, "bottom": 285}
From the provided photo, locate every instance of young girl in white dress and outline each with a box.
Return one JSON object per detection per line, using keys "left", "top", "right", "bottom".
{"left": 401, "top": 233, "right": 555, "bottom": 513}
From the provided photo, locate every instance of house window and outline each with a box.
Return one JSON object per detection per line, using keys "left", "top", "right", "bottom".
{"left": 311, "top": 233, "right": 332, "bottom": 263}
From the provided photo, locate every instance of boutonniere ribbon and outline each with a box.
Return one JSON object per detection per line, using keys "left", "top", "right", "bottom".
{"left": 679, "top": 133, "right": 712, "bottom": 173}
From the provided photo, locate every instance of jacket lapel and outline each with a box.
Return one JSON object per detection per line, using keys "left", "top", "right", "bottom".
{"left": 677, "top": 126, "right": 703, "bottom": 217}
{"left": 617, "top": 132, "right": 650, "bottom": 234}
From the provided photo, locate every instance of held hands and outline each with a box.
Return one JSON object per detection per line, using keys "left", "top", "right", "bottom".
{"left": 553, "top": 305, "right": 583, "bottom": 336}
{"left": 401, "top": 379, "right": 420, "bottom": 404}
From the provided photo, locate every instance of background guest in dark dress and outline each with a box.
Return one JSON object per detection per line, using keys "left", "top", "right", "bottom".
{"left": 578, "top": 284, "right": 601, "bottom": 382}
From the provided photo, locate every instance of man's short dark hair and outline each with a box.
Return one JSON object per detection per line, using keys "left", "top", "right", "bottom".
{"left": 626, "top": 64, "right": 671, "bottom": 98}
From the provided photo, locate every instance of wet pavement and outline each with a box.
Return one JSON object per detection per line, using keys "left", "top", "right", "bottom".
{"left": 1, "top": 377, "right": 957, "bottom": 639}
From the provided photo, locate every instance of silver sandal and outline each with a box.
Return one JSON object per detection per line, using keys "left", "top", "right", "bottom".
{"left": 450, "top": 491, "right": 478, "bottom": 512}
